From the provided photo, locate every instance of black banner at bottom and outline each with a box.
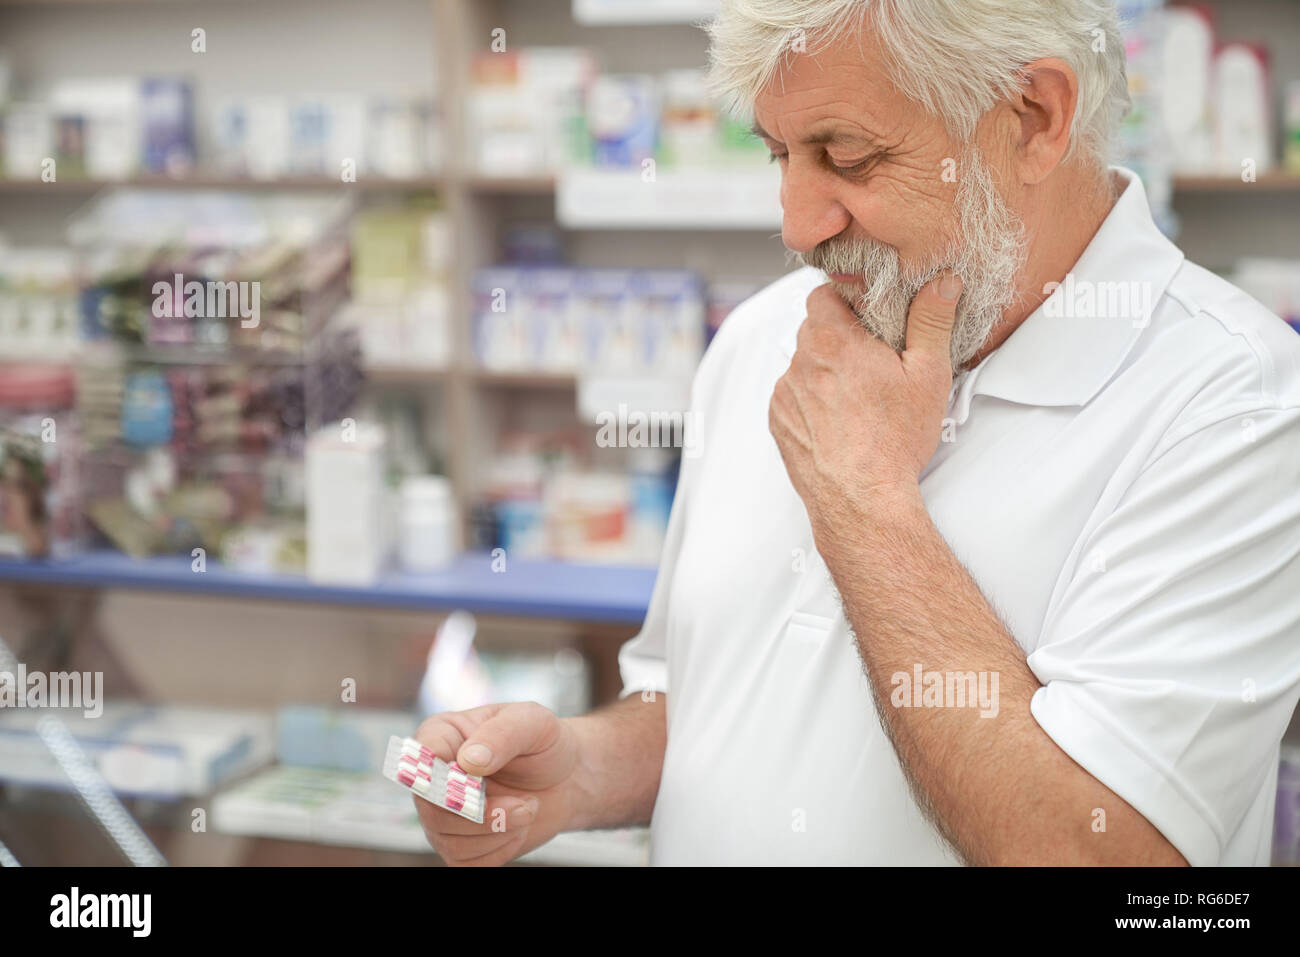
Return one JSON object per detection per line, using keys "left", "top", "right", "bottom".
{"left": 0, "top": 864, "right": 1290, "bottom": 944}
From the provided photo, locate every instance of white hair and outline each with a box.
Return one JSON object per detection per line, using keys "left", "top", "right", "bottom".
{"left": 707, "top": 0, "right": 1130, "bottom": 168}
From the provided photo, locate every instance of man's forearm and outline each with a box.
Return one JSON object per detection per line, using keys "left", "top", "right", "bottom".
{"left": 816, "top": 485, "right": 1185, "bottom": 865}
{"left": 561, "top": 693, "right": 667, "bottom": 832}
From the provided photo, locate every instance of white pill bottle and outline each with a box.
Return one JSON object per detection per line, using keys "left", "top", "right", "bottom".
{"left": 399, "top": 474, "right": 459, "bottom": 572}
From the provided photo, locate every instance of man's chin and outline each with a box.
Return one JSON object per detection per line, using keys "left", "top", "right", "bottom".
{"left": 816, "top": 284, "right": 903, "bottom": 349}
{"left": 825, "top": 278, "right": 866, "bottom": 303}
{"left": 848, "top": 309, "right": 909, "bottom": 354}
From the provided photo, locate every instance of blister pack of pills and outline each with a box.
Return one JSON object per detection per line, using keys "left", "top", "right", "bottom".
{"left": 381, "top": 735, "right": 486, "bottom": 824}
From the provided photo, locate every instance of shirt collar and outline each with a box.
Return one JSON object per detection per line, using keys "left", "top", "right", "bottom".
{"left": 962, "top": 166, "right": 1185, "bottom": 409}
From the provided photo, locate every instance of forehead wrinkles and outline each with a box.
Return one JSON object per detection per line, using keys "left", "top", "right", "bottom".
{"left": 756, "top": 63, "right": 912, "bottom": 149}
{"left": 757, "top": 97, "right": 891, "bottom": 147}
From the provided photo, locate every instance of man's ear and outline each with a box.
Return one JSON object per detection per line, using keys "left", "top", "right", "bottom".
{"left": 998, "top": 57, "right": 1080, "bottom": 185}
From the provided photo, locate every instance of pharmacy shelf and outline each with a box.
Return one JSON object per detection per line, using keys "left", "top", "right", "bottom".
{"left": 490, "top": 167, "right": 1300, "bottom": 223}
{"left": 557, "top": 166, "right": 783, "bottom": 229}
{"left": 473, "top": 368, "right": 578, "bottom": 388}
{"left": 82, "top": 343, "right": 317, "bottom": 367}
{"left": 366, "top": 365, "right": 700, "bottom": 394}
{"left": 28, "top": 171, "right": 1279, "bottom": 203}
{"left": 1172, "top": 174, "right": 1300, "bottom": 193}
{"left": 571, "top": 0, "right": 719, "bottom": 25}
{"left": 461, "top": 173, "right": 557, "bottom": 194}
{"left": 0, "top": 550, "right": 656, "bottom": 624}
{"left": 0, "top": 172, "right": 562, "bottom": 196}
{"left": 363, "top": 363, "right": 449, "bottom": 385}
{"left": 0, "top": 174, "right": 568, "bottom": 195}
{"left": 0, "top": 175, "right": 447, "bottom": 192}
{"left": 362, "top": 365, "right": 579, "bottom": 389}
{"left": 14, "top": 169, "right": 1295, "bottom": 218}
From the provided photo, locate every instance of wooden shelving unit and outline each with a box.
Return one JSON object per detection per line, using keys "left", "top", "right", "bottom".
{"left": 1172, "top": 174, "right": 1300, "bottom": 193}
{"left": 0, "top": 0, "right": 1297, "bottom": 872}
{"left": 8, "top": 172, "right": 1298, "bottom": 197}
{"left": 361, "top": 364, "right": 577, "bottom": 390}
{"left": 460, "top": 173, "right": 557, "bottom": 194}
{"left": 0, "top": 175, "right": 448, "bottom": 192}
{"left": 361, "top": 364, "right": 449, "bottom": 386}
{"left": 2, "top": 0, "right": 1297, "bottom": 538}
{"left": 0, "top": 172, "right": 559, "bottom": 195}
{"left": 472, "top": 368, "right": 578, "bottom": 389}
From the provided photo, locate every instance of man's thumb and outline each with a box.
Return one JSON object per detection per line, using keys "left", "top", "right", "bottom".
{"left": 904, "top": 272, "right": 962, "bottom": 360}
{"left": 456, "top": 701, "right": 555, "bottom": 775}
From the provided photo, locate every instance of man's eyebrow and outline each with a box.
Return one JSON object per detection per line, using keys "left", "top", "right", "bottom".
{"left": 749, "top": 121, "right": 879, "bottom": 148}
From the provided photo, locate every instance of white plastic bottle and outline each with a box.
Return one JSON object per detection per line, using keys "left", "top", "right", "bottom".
{"left": 399, "top": 475, "right": 458, "bottom": 572}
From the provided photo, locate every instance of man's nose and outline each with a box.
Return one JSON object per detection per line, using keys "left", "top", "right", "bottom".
{"left": 779, "top": 163, "right": 853, "bottom": 255}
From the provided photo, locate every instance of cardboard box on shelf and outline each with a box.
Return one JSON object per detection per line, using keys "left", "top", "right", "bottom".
{"left": 0, "top": 703, "right": 274, "bottom": 799}
{"left": 305, "top": 421, "right": 389, "bottom": 586}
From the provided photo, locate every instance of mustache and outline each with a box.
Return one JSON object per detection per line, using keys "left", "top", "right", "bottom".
{"left": 798, "top": 233, "right": 945, "bottom": 284}
{"left": 799, "top": 237, "right": 884, "bottom": 276}
{"left": 799, "top": 239, "right": 940, "bottom": 302}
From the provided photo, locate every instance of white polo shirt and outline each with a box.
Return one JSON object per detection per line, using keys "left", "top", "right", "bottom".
{"left": 619, "top": 168, "right": 1300, "bottom": 866}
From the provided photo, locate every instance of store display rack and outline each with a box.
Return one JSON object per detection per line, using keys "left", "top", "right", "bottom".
{"left": 0, "top": 549, "right": 655, "bottom": 624}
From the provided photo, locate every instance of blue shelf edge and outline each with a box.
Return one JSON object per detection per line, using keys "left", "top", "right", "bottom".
{"left": 0, "top": 550, "right": 656, "bottom": 626}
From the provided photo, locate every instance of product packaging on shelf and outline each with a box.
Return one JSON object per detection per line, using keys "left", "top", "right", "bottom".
{"left": 467, "top": 48, "right": 595, "bottom": 175}
{"left": 212, "top": 764, "right": 429, "bottom": 851}
{"left": 275, "top": 706, "right": 417, "bottom": 772}
{"left": 140, "top": 77, "right": 195, "bottom": 177}
{"left": 659, "top": 69, "right": 719, "bottom": 168}
{"left": 398, "top": 474, "right": 458, "bottom": 572}
{"left": 587, "top": 74, "right": 659, "bottom": 169}
{"left": 0, "top": 703, "right": 274, "bottom": 799}
{"left": 305, "top": 420, "right": 389, "bottom": 585}
{"left": 1285, "top": 80, "right": 1300, "bottom": 175}
{"left": 0, "top": 247, "right": 82, "bottom": 361}
{"left": 472, "top": 266, "right": 530, "bottom": 370}
{"left": 1160, "top": 4, "right": 1216, "bottom": 175}
{"left": 472, "top": 265, "right": 706, "bottom": 377}
{"left": 1213, "top": 43, "right": 1273, "bottom": 176}
{"left": 3, "top": 102, "right": 55, "bottom": 180}
{"left": 527, "top": 266, "right": 582, "bottom": 372}
{"left": 351, "top": 203, "right": 451, "bottom": 370}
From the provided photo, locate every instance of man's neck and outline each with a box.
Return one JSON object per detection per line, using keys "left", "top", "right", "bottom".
{"left": 966, "top": 164, "right": 1121, "bottom": 369}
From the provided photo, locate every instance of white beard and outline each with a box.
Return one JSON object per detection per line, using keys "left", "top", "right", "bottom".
{"left": 797, "top": 147, "right": 1027, "bottom": 370}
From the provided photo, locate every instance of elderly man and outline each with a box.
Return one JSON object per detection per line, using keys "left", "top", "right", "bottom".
{"left": 416, "top": 0, "right": 1300, "bottom": 865}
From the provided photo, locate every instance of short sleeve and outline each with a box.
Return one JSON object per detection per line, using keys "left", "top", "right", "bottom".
{"left": 1027, "top": 406, "right": 1300, "bottom": 865}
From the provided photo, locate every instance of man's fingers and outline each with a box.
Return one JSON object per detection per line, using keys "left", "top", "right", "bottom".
{"left": 801, "top": 283, "right": 861, "bottom": 342}
{"left": 439, "top": 828, "right": 531, "bottom": 867}
{"left": 904, "top": 271, "right": 962, "bottom": 361}
{"left": 412, "top": 714, "right": 468, "bottom": 763}
{"left": 413, "top": 702, "right": 516, "bottom": 765}
{"left": 415, "top": 792, "right": 539, "bottom": 837}
{"left": 455, "top": 701, "right": 557, "bottom": 776}
{"left": 806, "top": 282, "right": 859, "bottom": 317}
{"left": 408, "top": 703, "right": 553, "bottom": 866}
